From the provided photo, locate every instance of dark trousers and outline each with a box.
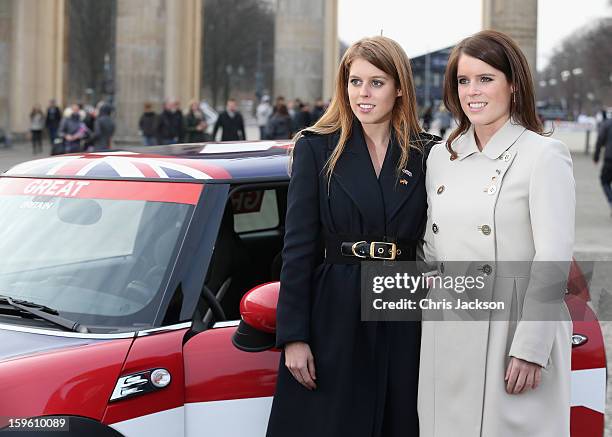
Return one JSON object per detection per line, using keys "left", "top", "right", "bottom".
{"left": 48, "top": 126, "right": 58, "bottom": 145}
{"left": 31, "top": 130, "right": 43, "bottom": 153}
{"left": 601, "top": 159, "right": 612, "bottom": 204}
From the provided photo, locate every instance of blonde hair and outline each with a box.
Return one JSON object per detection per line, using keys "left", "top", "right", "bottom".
{"left": 293, "top": 36, "right": 423, "bottom": 182}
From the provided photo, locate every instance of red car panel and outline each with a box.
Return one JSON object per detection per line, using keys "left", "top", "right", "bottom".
{"left": 183, "top": 326, "right": 280, "bottom": 403}
{"left": 103, "top": 329, "right": 188, "bottom": 425}
{"left": 0, "top": 338, "right": 132, "bottom": 427}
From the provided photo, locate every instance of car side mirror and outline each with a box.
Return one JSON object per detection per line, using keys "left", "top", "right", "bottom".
{"left": 232, "top": 282, "right": 279, "bottom": 352}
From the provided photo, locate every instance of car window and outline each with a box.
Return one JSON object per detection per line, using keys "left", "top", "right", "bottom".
{"left": 231, "top": 189, "right": 279, "bottom": 233}
{"left": 4, "top": 198, "right": 143, "bottom": 267}
{"left": 0, "top": 178, "right": 201, "bottom": 329}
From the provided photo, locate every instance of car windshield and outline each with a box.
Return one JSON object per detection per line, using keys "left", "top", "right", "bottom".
{"left": 0, "top": 178, "right": 202, "bottom": 332}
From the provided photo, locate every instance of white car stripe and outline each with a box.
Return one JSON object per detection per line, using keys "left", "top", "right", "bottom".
{"left": 200, "top": 143, "right": 278, "bottom": 154}
{"left": 571, "top": 367, "right": 606, "bottom": 414}
{"left": 109, "top": 406, "right": 184, "bottom": 437}
{"left": 110, "top": 398, "right": 272, "bottom": 437}
{"left": 109, "top": 369, "right": 605, "bottom": 436}
{"left": 45, "top": 156, "right": 84, "bottom": 175}
{"left": 185, "top": 397, "right": 273, "bottom": 437}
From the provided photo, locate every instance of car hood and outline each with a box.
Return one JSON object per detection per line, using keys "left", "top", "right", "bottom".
{"left": 0, "top": 327, "right": 98, "bottom": 362}
{"left": 0, "top": 326, "right": 134, "bottom": 422}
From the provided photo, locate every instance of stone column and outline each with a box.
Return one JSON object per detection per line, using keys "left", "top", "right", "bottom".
{"left": 114, "top": 0, "right": 166, "bottom": 141}
{"left": 9, "top": 0, "right": 66, "bottom": 134}
{"left": 115, "top": 0, "right": 202, "bottom": 141}
{"left": 322, "top": 0, "right": 339, "bottom": 102}
{"left": 0, "top": 0, "right": 11, "bottom": 131}
{"left": 482, "top": 0, "right": 538, "bottom": 74}
{"left": 275, "top": 0, "right": 338, "bottom": 103}
{"left": 164, "top": 0, "right": 202, "bottom": 106}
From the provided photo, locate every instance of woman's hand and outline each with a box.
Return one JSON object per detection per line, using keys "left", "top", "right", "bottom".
{"left": 284, "top": 341, "right": 317, "bottom": 390}
{"left": 505, "top": 356, "right": 542, "bottom": 394}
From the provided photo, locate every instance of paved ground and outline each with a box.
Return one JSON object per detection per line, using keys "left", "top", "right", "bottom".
{"left": 1, "top": 128, "right": 611, "bottom": 432}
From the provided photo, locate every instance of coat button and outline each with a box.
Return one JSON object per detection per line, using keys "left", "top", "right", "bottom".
{"left": 487, "top": 185, "right": 497, "bottom": 195}
{"left": 432, "top": 223, "right": 439, "bottom": 234}
{"left": 480, "top": 264, "right": 493, "bottom": 275}
{"left": 479, "top": 224, "right": 491, "bottom": 235}
{"left": 437, "top": 185, "right": 445, "bottom": 195}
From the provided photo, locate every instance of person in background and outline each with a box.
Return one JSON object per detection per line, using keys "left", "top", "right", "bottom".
{"left": 310, "top": 99, "right": 326, "bottom": 124}
{"left": 213, "top": 98, "right": 245, "bottom": 141}
{"left": 422, "top": 104, "right": 433, "bottom": 131}
{"left": 265, "top": 103, "right": 292, "bottom": 139}
{"left": 0, "top": 128, "right": 10, "bottom": 149}
{"left": 58, "top": 103, "right": 88, "bottom": 153}
{"left": 288, "top": 98, "right": 300, "bottom": 121}
{"left": 594, "top": 110, "right": 612, "bottom": 217}
{"left": 82, "top": 105, "right": 96, "bottom": 151}
{"left": 185, "top": 100, "right": 208, "bottom": 143}
{"left": 293, "top": 102, "right": 312, "bottom": 132}
{"left": 273, "top": 96, "right": 286, "bottom": 115}
{"left": 257, "top": 95, "right": 273, "bottom": 139}
{"left": 434, "top": 104, "right": 452, "bottom": 139}
{"left": 30, "top": 104, "right": 45, "bottom": 154}
{"left": 158, "top": 99, "right": 184, "bottom": 145}
{"left": 90, "top": 103, "right": 115, "bottom": 151}
{"left": 138, "top": 102, "right": 158, "bottom": 146}
{"left": 45, "top": 99, "right": 62, "bottom": 147}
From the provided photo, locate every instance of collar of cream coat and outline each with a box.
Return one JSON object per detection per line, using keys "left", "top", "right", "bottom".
{"left": 452, "top": 118, "right": 527, "bottom": 161}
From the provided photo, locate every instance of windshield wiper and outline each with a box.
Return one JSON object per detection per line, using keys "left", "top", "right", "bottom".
{"left": 0, "top": 295, "right": 89, "bottom": 333}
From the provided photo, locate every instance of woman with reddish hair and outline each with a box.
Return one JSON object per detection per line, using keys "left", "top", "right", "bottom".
{"left": 419, "top": 30, "right": 573, "bottom": 437}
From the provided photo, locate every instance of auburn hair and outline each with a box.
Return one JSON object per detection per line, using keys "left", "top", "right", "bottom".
{"left": 444, "top": 30, "right": 547, "bottom": 157}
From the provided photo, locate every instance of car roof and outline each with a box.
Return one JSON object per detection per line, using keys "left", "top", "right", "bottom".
{"left": 3, "top": 141, "right": 294, "bottom": 183}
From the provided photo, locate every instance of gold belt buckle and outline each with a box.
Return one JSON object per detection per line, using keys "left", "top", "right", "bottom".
{"left": 369, "top": 241, "right": 397, "bottom": 260}
{"left": 351, "top": 241, "right": 368, "bottom": 258}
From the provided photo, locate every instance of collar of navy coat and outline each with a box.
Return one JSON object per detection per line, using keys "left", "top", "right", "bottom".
{"left": 452, "top": 118, "right": 527, "bottom": 161}
{"left": 324, "top": 119, "right": 434, "bottom": 228}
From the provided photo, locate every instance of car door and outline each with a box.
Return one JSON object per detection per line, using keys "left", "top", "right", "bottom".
{"left": 182, "top": 323, "right": 280, "bottom": 436}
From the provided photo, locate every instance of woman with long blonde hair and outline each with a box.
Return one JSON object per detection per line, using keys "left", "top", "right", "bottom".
{"left": 266, "top": 36, "right": 438, "bottom": 437}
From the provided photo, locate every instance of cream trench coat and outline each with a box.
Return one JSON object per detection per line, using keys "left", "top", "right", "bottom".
{"left": 418, "top": 119, "right": 575, "bottom": 437}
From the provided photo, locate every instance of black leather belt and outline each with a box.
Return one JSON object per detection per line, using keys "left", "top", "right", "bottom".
{"left": 324, "top": 234, "right": 416, "bottom": 264}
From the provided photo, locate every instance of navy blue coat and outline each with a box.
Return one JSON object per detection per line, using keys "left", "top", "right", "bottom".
{"left": 267, "top": 121, "right": 438, "bottom": 437}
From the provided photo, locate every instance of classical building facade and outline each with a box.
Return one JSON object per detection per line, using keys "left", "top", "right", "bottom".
{"left": 482, "top": 0, "right": 538, "bottom": 74}
{"left": 0, "top": 0, "right": 536, "bottom": 139}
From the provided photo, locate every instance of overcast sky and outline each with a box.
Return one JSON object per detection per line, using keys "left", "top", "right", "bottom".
{"left": 338, "top": 0, "right": 612, "bottom": 71}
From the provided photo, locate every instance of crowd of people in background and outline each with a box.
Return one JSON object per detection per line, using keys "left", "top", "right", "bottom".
{"left": 138, "top": 97, "right": 244, "bottom": 145}
{"left": 27, "top": 99, "right": 116, "bottom": 155}
{"left": 136, "top": 95, "right": 329, "bottom": 146}
{"left": 256, "top": 95, "right": 328, "bottom": 140}
{"left": 24, "top": 95, "right": 457, "bottom": 156}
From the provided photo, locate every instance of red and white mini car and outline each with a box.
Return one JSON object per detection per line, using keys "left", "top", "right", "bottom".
{"left": 0, "top": 142, "right": 605, "bottom": 436}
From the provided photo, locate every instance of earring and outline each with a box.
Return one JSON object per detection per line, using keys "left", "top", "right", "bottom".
{"left": 512, "top": 92, "right": 516, "bottom": 105}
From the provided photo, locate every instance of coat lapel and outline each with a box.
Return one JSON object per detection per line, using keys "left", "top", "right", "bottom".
{"left": 453, "top": 119, "right": 527, "bottom": 161}
{"left": 379, "top": 135, "right": 424, "bottom": 224}
{"left": 331, "top": 121, "right": 386, "bottom": 230}
{"left": 482, "top": 119, "right": 527, "bottom": 160}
